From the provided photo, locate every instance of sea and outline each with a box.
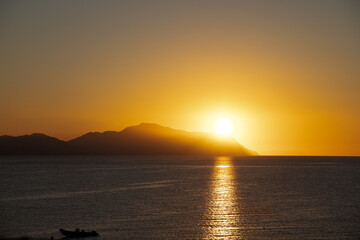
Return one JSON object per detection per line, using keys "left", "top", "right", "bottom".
{"left": 0, "top": 156, "right": 359, "bottom": 240}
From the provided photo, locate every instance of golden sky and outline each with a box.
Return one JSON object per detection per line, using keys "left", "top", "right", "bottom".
{"left": 0, "top": 1, "right": 359, "bottom": 155}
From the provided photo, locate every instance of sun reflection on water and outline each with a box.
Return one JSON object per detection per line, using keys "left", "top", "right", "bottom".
{"left": 203, "top": 156, "right": 244, "bottom": 239}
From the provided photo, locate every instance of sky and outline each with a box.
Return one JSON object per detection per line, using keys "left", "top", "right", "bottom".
{"left": 1, "top": 0, "right": 359, "bottom": 156}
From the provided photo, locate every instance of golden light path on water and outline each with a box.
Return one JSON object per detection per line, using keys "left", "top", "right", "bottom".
{"left": 203, "top": 156, "right": 244, "bottom": 239}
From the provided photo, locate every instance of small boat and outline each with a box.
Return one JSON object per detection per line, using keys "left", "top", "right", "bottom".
{"left": 59, "top": 228, "right": 99, "bottom": 238}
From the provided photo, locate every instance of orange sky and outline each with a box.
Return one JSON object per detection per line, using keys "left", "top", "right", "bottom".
{"left": 0, "top": 1, "right": 359, "bottom": 155}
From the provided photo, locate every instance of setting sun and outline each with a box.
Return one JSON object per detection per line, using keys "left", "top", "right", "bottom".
{"left": 1, "top": 2, "right": 360, "bottom": 240}
{"left": 214, "top": 118, "right": 233, "bottom": 136}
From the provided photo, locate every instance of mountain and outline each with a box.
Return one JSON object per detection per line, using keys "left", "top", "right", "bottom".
{"left": 0, "top": 133, "right": 69, "bottom": 155}
{"left": 0, "top": 123, "right": 256, "bottom": 156}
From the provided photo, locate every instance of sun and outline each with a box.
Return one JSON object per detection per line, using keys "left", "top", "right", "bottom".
{"left": 214, "top": 118, "right": 233, "bottom": 136}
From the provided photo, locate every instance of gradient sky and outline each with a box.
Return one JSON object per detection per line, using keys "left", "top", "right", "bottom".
{"left": 1, "top": 0, "right": 359, "bottom": 155}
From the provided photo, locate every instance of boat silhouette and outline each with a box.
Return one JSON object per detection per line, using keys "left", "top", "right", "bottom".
{"left": 59, "top": 228, "right": 99, "bottom": 238}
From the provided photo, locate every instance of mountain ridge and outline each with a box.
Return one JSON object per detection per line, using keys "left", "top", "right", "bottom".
{"left": 0, "top": 123, "right": 257, "bottom": 156}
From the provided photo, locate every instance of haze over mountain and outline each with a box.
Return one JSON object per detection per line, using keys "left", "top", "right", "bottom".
{"left": 0, "top": 123, "right": 256, "bottom": 156}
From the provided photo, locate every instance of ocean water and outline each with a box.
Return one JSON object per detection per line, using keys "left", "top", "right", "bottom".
{"left": 0, "top": 156, "right": 359, "bottom": 239}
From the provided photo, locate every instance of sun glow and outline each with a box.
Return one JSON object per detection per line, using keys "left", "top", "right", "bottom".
{"left": 214, "top": 118, "right": 233, "bottom": 136}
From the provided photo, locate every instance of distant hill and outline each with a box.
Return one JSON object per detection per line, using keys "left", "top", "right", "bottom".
{"left": 0, "top": 123, "right": 256, "bottom": 156}
{"left": 0, "top": 133, "right": 68, "bottom": 155}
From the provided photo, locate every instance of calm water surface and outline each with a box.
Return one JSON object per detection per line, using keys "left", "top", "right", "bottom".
{"left": 0, "top": 156, "right": 359, "bottom": 239}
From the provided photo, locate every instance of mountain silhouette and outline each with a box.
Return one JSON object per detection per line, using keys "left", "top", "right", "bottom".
{"left": 0, "top": 133, "right": 68, "bottom": 155}
{"left": 0, "top": 123, "right": 256, "bottom": 156}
